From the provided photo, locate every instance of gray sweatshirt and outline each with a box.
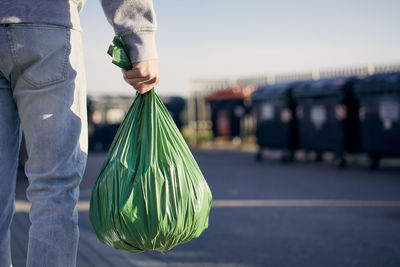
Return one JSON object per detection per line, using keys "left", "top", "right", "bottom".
{"left": 0, "top": 0, "right": 157, "bottom": 62}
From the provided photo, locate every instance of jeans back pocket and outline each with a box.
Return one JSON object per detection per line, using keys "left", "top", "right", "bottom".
{"left": 10, "top": 24, "right": 71, "bottom": 88}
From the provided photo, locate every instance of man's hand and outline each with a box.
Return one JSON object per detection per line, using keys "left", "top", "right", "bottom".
{"left": 122, "top": 60, "right": 160, "bottom": 94}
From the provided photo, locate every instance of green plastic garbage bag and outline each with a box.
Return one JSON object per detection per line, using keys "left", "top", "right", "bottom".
{"left": 89, "top": 36, "right": 212, "bottom": 253}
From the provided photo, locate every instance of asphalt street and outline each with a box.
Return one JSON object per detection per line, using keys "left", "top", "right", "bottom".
{"left": 13, "top": 149, "right": 400, "bottom": 267}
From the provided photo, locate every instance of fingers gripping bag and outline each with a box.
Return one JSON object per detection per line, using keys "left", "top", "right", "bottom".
{"left": 89, "top": 36, "right": 212, "bottom": 253}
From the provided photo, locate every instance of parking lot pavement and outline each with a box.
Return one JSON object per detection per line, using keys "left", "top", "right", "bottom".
{"left": 12, "top": 149, "right": 400, "bottom": 267}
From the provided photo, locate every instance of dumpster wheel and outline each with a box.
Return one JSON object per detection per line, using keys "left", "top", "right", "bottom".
{"left": 281, "top": 150, "right": 295, "bottom": 163}
{"left": 369, "top": 154, "right": 380, "bottom": 170}
{"left": 315, "top": 152, "right": 323, "bottom": 162}
{"left": 255, "top": 149, "right": 264, "bottom": 162}
{"left": 334, "top": 154, "right": 347, "bottom": 168}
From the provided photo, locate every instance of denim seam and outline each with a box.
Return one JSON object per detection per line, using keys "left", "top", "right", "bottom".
{"left": 0, "top": 29, "right": 11, "bottom": 83}
{"left": 8, "top": 23, "right": 69, "bottom": 30}
{"left": 61, "top": 29, "right": 72, "bottom": 83}
{"left": 17, "top": 28, "right": 71, "bottom": 88}
{"left": 5, "top": 29, "right": 18, "bottom": 81}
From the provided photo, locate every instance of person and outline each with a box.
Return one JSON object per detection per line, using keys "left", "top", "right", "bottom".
{"left": 0, "top": 0, "right": 159, "bottom": 266}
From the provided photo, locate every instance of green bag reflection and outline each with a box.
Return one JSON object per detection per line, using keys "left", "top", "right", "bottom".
{"left": 89, "top": 36, "right": 212, "bottom": 253}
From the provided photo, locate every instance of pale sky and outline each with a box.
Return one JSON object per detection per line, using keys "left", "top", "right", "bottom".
{"left": 80, "top": 0, "right": 400, "bottom": 97}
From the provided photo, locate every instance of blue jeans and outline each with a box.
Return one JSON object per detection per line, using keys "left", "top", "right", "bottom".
{"left": 0, "top": 24, "right": 88, "bottom": 267}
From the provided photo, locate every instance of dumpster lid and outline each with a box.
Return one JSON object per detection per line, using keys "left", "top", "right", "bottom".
{"left": 293, "top": 76, "right": 355, "bottom": 97}
{"left": 205, "top": 85, "right": 255, "bottom": 101}
{"left": 252, "top": 81, "right": 301, "bottom": 101}
{"left": 354, "top": 72, "right": 400, "bottom": 92}
{"left": 159, "top": 96, "right": 185, "bottom": 109}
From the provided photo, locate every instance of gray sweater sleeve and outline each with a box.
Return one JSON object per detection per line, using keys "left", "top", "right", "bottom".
{"left": 100, "top": 0, "right": 158, "bottom": 63}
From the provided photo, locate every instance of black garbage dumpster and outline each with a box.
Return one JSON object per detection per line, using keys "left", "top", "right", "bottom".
{"left": 354, "top": 72, "right": 400, "bottom": 168}
{"left": 160, "top": 96, "right": 186, "bottom": 130}
{"left": 252, "top": 82, "right": 300, "bottom": 161}
{"left": 88, "top": 95, "right": 186, "bottom": 151}
{"left": 87, "top": 95, "right": 133, "bottom": 151}
{"left": 293, "top": 77, "right": 361, "bottom": 166}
